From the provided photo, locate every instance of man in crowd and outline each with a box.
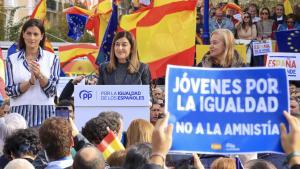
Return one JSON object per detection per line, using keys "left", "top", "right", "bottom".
{"left": 247, "top": 3, "right": 260, "bottom": 23}
{"left": 291, "top": 96, "right": 300, "bottom": 119}
{"left": 150, "top": 99, "right": 163, "bottom": 126}
{"left": 4, "top": 159, "right": 35, "bottom": 169}
{"left": 73, "top": 146, "right": 105, "bottom": 169}
{"left": 82, "top": 111, "right": 123, "bottom": 145}
{"left": 209, "top": 8, "right": 235, "bottom": 34}
{"left": 39, "top": 117, "right": 73, "bottom": 169}
{"left": 272, "top": 4, "right": 286, "bottom": 26}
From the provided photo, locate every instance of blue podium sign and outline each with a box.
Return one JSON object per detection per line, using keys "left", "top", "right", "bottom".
{"left": 166, "top": 66, "right": 289, "bottom": 154}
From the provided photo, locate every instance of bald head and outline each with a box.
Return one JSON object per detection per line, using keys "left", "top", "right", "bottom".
{"left": 4, "top": 159, "right": 34, "bottom": 169}
{"left": 73, "top": 146, "right": 105, "bottom": 169}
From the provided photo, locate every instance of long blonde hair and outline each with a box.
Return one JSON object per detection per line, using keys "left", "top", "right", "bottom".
{"left": 107, "top": 31, "right": 140, "bottom": 74}
{"left": 126, "top": 119, "right": 154, "bottom": 147}
{"left": 211, "top": 157, "right": 236, "bottom": 169}
{"left": 210, "top": 29, "right": 235, "bottom": 67}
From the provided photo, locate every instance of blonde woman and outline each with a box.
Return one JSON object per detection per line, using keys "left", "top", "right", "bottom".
{"left": 97, "top": 31, "right": 151, "bottom": 85}
{"left": 197, "top": 29, "right": 244, "bottom": 68}
{"left": 211, "top": 157, "right": 236, "bottom": 169}
{"left": 126, "top": 119, "right": 154, "bottom": 147}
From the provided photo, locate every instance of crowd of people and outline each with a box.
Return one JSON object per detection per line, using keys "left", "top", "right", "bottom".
{"left": 0, "top": 1, "right": 300, "bottom": 169}
{"left": 196, "top": 2, "right": 300, "bottom": 41}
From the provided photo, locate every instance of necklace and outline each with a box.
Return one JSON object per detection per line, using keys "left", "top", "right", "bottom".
{"left": 25, "top": 53, "right": 38, "bottom": 61}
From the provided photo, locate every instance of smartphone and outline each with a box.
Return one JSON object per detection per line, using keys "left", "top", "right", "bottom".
{"left": 166, "top": 153, "right": 194, "bottom": 168}
{"left": 55, "top": 106, "right": 70, "bottom": 119}
{"left": 158, "top": 113, "right": 165, "bottom": 119}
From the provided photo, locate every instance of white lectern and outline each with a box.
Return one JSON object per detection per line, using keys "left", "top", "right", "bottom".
{"left": 74, "top": 85, "right": 150, "bottom": 130}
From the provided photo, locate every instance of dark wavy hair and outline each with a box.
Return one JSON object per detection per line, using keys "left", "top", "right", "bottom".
{"left": 260, "top": 7, "right": 271, "bottom": 19}
{"left": 123, "top": 143, "right": 152, "bottom": 169}
{"left": 39, "top": 117, "right": 72, "bottom": 161}
{"left": 3, "top": 128, "right": 41, "bottom": 160}
{"left": 82, "top": 111, "right": 122, "bottom": 145}
{"left": 18, "top": 19, "right": 45, "bottom": 50}
{"left": 241, "top": 12, "right": 253, "bottom": 29}
{"left": 244, "top": 159, "right": 276, "bottom": 169}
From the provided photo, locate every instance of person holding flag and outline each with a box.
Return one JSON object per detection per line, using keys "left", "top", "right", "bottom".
{"left": 5, "top": 19, "right": 60, "bottom": 127}
{"left": 97, "top": 31, "right": 151, "bottom": 85}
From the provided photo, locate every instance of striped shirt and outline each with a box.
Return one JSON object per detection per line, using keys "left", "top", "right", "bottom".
{"left": 5, "top": 48, "right": 60, "bottom": 127}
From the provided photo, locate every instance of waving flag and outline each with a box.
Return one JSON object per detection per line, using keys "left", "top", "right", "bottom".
{"left": 97, "top": 130, "right": 125, "bottom": 160}
{"left": 63, "top": 6, "right": 92, "bottom": 16}
{"left": 65, "top": 1, "right": 112, "bottom": 45}
{"left": 283, "top": 0, "right": 293, "bottom": 15}
{"left": 275, "top": 30, "right": 300, "bottom": 53}
{"left": 58, "top": 44, "right": 99, "bottom": 67}
{"left": 87, "top": 0, "right": 112, "bottom": 46}
{"left": 30, "top": 0, "right": 55, "bottom": 53}
{"left": 119, "top": 7, "right": 150, "bottom": 36}
{"left": 64, "top": 6, "right": 91, "bottom": 41}
{"left": 120, "top": 0, "right": 197, "bottom": 79}
{"left": 66, "top": 14, "right": 88, "bottom": 41}
{"left": 223, "top": 2, "right": 241, "bottom": 12}
{"left": 30, "top": 0, "right": 46, "bottom": 20}
{"left": 96, "top": 0, "right": 118, "bottom": 65}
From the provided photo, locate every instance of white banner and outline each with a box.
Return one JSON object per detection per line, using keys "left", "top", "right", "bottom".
{"left": 266, "top": 52, "right": 300, "bottom": 81}
{"left": 252, "top": 40, "right": 272, "bottom": 56}
{"left": 74, "top": 85, "right": 150, "bottom": 130}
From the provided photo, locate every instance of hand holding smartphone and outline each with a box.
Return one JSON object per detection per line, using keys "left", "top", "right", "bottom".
{"left": 55, "top": 106, "right": 70, "bottom": 119}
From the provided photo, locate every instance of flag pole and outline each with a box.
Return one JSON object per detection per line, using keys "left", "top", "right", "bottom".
{"left": 202, "top": 0, "right": 210, "bottom": 45}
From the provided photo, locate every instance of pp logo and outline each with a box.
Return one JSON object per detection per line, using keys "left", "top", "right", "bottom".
{"left": 79, "top": 90, "right": 92, "bottom": 100}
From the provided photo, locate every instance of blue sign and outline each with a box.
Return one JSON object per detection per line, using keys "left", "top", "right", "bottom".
{"left": 166, "top": 66, "right": 289, "bottom": 154}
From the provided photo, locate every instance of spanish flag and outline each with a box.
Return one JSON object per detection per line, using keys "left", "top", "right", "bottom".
{"left": 97, "top": 130, "right": 125, "bottom": 160}
{"left": 30, "top": 0, "right": 55, "bottom": 53}
{"left": 222, "top": 2, "right": 241, "bottom": 13}
{"left": 87, "top": 0, "right": 112, "bottom": 46}
{"left": 44, "top": 40, "right": 54, "bottom": 53}
{"left": 121, "top": 0, "right": 196, "bottom": 79}
{"left": 58, "top": 44, "right": 99, "bottom": 67}
{"left": 120, "top": 7, "right": 150, "bottom": 36}
{"left": 30, "top": 0, "right": 46, "bottom": 20}
{"left": 64, "top": 6, "right": 92, "bottom": 16}
{"left": 283, "top": 0, "right": 293, "bottom": 15}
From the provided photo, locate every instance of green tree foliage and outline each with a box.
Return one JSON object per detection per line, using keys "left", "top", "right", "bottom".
{"left": 6, "top": 6, "right": 27, "bottom": 42}
{"left": 0, "top": 5, "right": 6, "bottom": 41}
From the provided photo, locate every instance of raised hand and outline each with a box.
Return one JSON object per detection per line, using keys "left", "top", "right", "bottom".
{"left": 152, "top": 113, "right": 173, "bottom": 156}
{"left": 280, "top": 111, "right": 300, "bottom": 154}
{"left": 72, "top": 75, "right": 85, "bottom": 85}
{"left": 280, "top": 111, "right": 300, "bottom": 167}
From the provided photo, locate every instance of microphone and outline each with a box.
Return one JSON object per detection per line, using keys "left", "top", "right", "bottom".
{"left": 126, "top": 58, "right": 143, "bottom": 85}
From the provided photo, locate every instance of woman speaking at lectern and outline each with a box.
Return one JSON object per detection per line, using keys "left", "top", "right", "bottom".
{"left": 97, "top": 31, "right": 151, "bottom": 85}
